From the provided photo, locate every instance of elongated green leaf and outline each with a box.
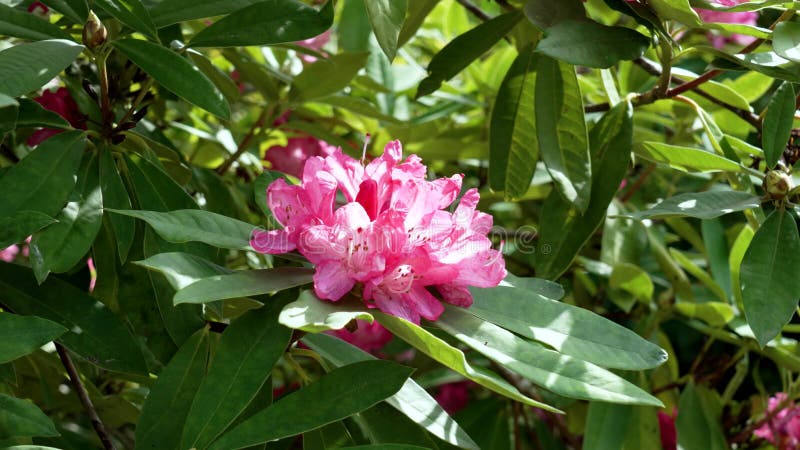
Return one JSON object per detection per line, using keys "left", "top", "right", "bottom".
{"left": 0, "top": 313, "right": 66, "bottom": 364}
{"left": 291, "top": 52, "right": 370, "bottom": 101}
{"left": 187, "top": 49, "right": 241, "bottom": 104}
{"left": 649, "top": 0, "right": 701, "bottom": 25}
{"left": 124, "top": 154, "right": 198, "bottom": 211}
{"left": 741, "top": 209, "right": 800, "bottom": 347}
{"left": 0, "top": 393, "right": 58, "bottom": 439}
{"left": 93, "top": 0, "right": 157, "bottom": 40}
{"left": 500, "top": 273, "right": 565, "bottom": 299}
{"left": 148, "top": 0, "right": 261, "bottom": 27}
{"left": 182, "top": 303, "right": 292, "bottom": 450}
{"left": 536, "top": 21, "right": 649, "bottom": 68}
{"left": 610, "top": 263, "right": 653, "bottom": 302}
{"left": 41, "top": 0, "right": 87, "bottom": 24}
{"left": 669, "top": 248, "right": 728, "bottom": 303}
{"left": 188, "top": 0, "right": 332, "bottom": 47}
{"left": 99, "top": 149, "right": 135, "bottom": 263}
{"left": 762, "top": 82, "right": 795, "bottom": 168}
{"left": 113, "top": 39, "right": 230, "bottom": 119}
{"left": 773, "top": 21, "right": 800, "bottom": 62}
{"left": 489, "top": 46, "right": 539, "bottom": 197}
{"left": 523, "top": 0, "right": 585, "bottom": 29}
{"left": 0, "top": 39, "right": 83, "bottom": 97}
{"left": 0, "top": 263, "right": 148, "bottom": 374}
{"left": 376, "top": 312, "right": 561, "bottom": 413}
{"left": 364, "top": 0, "right": 406, "bottom": 61}
{"left": 0, "top": 211, "right": 55, "bottom": 249}
{"left": 279, "top": 290, "right": 374, "bottom": 333}
{"left": 15, "top": 98, "right": 71, "bottom": 129}
{"left": 417, "top": 11, "right": 523, "bottom": 98}
{"left": 638, "top": 142, "right": 743, "bottom": 172}
{"left": 173, "top": 268, "right": 313, "bottom": 305}
{"left": 108, "top": 209, "right": 255, "bottom": 250}
{"left": 583, "top": 402, "right": 632, "bottom": 450}
{"left": 303, "top": 333, "right": 479, "bottom": 450}
{"left": 675, "top": 302, "right": 735, "bottom": 327}
{"left": 136, "top": 329, "right": 209, "bottom": 450}
{"left": 624, "top": 190, "right": 761, "bottom": 220}
{"left": 536, "top": 55, "right": 590, "bottom": 211}
{"left": 469, "top": 285, "right": 667, "bottom": 370}
{"left": 208, "top": 360, "right": 413, "bottom": 450}
{"left": 0, "top": 4, "right": 73, "bottom": 41}
{"left": 135, "top": 252, "right": 233, "bottom": 290}
{"left": 535, "top": 101, "right": 633, "bottom": 279}
{"left": 31, "top": 153, "right": 103, "bottom": 276}
{"left": 356, "top": 402, "right": 438, "bottom": 448}
{"left": 676, "top": 383, "right": 727, "bottom": 450}
{"left": 438, "top": 306, "right": 662, "bottom": 406}
{"left": 0, "top": 131, "right": 85, "bottom": 218}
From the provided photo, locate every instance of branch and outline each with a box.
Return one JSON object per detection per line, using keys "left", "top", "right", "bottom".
{"left": 55, "top": 343, "right": 117, "bottom": 450}
{"left": 454, "top": 0, "right": 491, "bottom": 22}
{"left": 216, "top": 107, "right": 272, "bottom": 175}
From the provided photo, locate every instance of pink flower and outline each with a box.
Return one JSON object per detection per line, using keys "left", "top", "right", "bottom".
{"left": 695, "top": 0, "right": 758, "bottom": 49}
{"left": 754, "top": 393, "right": 800, "bottom": 449}
{"left": 0, "top": 245, "right": 19, "bottom": 263}
{"left": 27, "top": 1, "right": 49, "bottom": 18}
{"left": 295, "top": 30, "right": 330, "bottom": 63}
{"left": 658, "top": 409, "right": 677, "bottom": 450}
{"left": 251, "top": 141, "right": 506, "bottom": 324}
{"left": 264, "top": 135, "right": 336, "bottom": 178}
{"left": 331, "top": 320, "right": 392, "bottom": 354}
{"left": 434, "top": 381, "right": 472, "bottom": 415}
{"left": 27, "top": 88, "right": 86, "bottom": 146}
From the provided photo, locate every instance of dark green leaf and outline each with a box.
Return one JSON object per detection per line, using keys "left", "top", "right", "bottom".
{"left": 741, "top": 209, "right": 800, "bottom": 347}
{"left": 123, "top": 153, "right": 198, "bottom": 211}
{"left": 0, "top": 4, "right": 73, "bottom": 41}
{"left": 773, "top": 21, "right": 800, "bottom": 63}
{"left": 356, "top": 403, "right": 438, "bottom": 448}
{"left": 397, "top": 0, "right": 436, "bottom": 47}
{"left": 0, "top": 131, "right": 85, "bottom": 218}
{"left": 339, "top": 0, "right": 371, "bottom": 52}
{"left": 99, "top": 149, "right": 135, "bottom": 263}
{"left": 364, "top": 0, "right": 406, "bottom": 62}
{"left": 15, "top": 98, "right": 72, "bottom": 129}
{"left": 0, "top": 263, "right": 148, "bottom": 374}
{"left": 208, "top": 360, "right": 413, "bottom": 450}
{"left": 676, "top": 383, "right": 727, "bottom": 450}
{"left": 0, "top": 393, "right": 58, "bottom": 439}
{"left": 188, "top": 0, "right": 333, "bottom": 48}
{"left": 291, "top": 52, "right": 370, "bottom": 101}
{"left": 41, "top": 0, "right": 87, "bottom": 24}
{"left": 93, "top": 0, "right": 157, "bottom": 39}
{"left": 136, "top": 329, "right": 210, "bottom": 450}
{"left": 136, "top": 251, "right": 233, "bottom": 290}
{"left": 0, "top": 211, "right": 56, "bottom": 249}
{"left": 108, "top": 209, "right": 255, "bottom": 250}
{"left": 173, "top": 268, "right": 313, "bottom": 305}
{"left": 417, "top": 11, "right": 523, "bottom": 98}
{"left": 187, "top": 49, "right": 241, "bottom": 104}
{"left": 0, "top": 39, "right": 84, "bottom": 97}
{"left": 623, "top": 190, "right": 761, "bottom": 220}
{"left": 112, "top": 39, "right": 230, "bottom": 119}
{"left": 0, "top": 313, "right": 66, "bottom": 364}
{"left": 762, "top": 81, "right": 795, "bottom": 168}
{"left": 181, "top": 303, "right": 293, "bottom": 450}
{"left": 149, "top": 0, "right": 261, "bottom": 27}
{"left": 707, "top": 47, "right": 800, "bottom": 83}
{"left": 489, "top": 46, "right": 539, "bottom": 197}
{"left": 523, "top": 0, "right": 585, "bottom": 30}
{"left": 536, "top": 20, "right": 649, "bottom": 68}
{"left": 583, "top": 402, "right": 631, "bottom": 450}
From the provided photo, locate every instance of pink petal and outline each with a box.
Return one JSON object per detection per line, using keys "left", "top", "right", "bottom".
{"left": 313, "top": 260, "right": 355, "bottom": 301}
{"left": 251, "top": 228, "right": 296, "bottom": 254}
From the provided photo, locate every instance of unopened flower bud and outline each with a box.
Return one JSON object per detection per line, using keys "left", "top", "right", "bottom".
{"left": 82, "top": 11, "right": 107, "bottom": 50}
{"left": 765, "top": 170, "right": 793, "bottom": 200}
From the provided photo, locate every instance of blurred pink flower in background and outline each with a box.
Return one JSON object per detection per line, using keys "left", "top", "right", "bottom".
{"left": 264, "top": 135, "right": 336, "bottom": 178}
{"left": 658, "top": 409, "right": 677, "bottom": 450}
{"left": 27, "top": 1, "right": 49, "bottom": 18}
{"left": 695, "top": 0, "right": 758, "bottom": 49}
{"left": 295, "top": 30, "right": 331, "bottom": 63}
{"left": 434, "top": 381, "right": 472, "bottom": 415}
{"left": 754, "top": 393, "right": 800, "bottom": 449}
{"left": 331, "top": 320, "right": 392, "bottom": 354}
{"left": 27, "top": 87, "right": 86, "bottom": 146}
{"left": 0, "top": 245, "right": 19, "bottom": 263}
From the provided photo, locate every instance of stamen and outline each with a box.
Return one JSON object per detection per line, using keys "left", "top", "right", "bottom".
{"left": 361, "top": 133, "right": 371, "bottom": 164}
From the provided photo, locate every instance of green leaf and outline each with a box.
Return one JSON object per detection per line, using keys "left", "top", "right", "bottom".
{"left": 536, "top": 20, "right": 649, "bottom": 68}
{"left": 0, "top": 4, "right": 73, "bottom": 41}
{"left": 669, "top": 248, "right": 729, "bottom": 303}
{"left": 123, "top": 153, "right": 198, "bottom": 211}
{"left": 356, "top": 403, "right": 438, "bottom": 448}
{"left": 148, "top": 0, "right": 261, "bottom": 27}
{"left": 0, "top": 211, "right": 56, "bottom": 249}
{"left": 762, "top": 81, "right": 795, "bottom": 168}
{"left": 187, "top": 49, "right": 241, "bottom": 104}
{"left": 0, "top": 313, "right": 66, "bottom": 364}
{"left": 291, "top": 52, "right": 370, "bottom": 101}
{"left": 535, "top": 101, "right": 633, "bottom": 279}
{"left": 303, "top": 333, "right": 479, "bottom": 450}
{"left": 637, "top": 142, "right": 743, "bottom": 172}
{"left": 610, "top": 263, "right": 653, "bottom": 302}
{"left": 15, "top": 98, "right": 71, "bottom": 129}
{"left": 279, "top": 290, "right": 374, "bottom": 333}
{"left": 536, "top": 55, "right": 590, "bottom": 211}
{"left": 188, "top": 0, "right": 332, "bottom": 48}
{"left": 0, "top": 393, "right": 58, "bottom": 439}
{"left": 98, "top": 149, "right": 135, "bottom": 263}
{"left": 135, "top": 252, "right": 233, "bottom": 290}
{"left": 173, "top": 267, "right": 313, "bottom": 305}
{"left": 438, "top": 306, "right": 662, "bottom": 406}
{"left": 469, "top": 285, "right": 667, "bottom": 370}
{"left": 417, "top": 11, "right": 523, "bottom": 98}
{"left": 676, "top": 382, "right": 727, "bottom": 450}
{"left": 675, "top": 302, "right": 735, "bottom": 327}
{"left": 0, "top": 263, "right": 148, "bottom": 374}
{"left": 93, "top": 0, "right": 157, "bottom": 40}
{"left": 41, "top": 0, "right": 87, "bottom": 24}
{"left": 208, "top": 360, "right": 414, "bottom": 450}
{"left": 706, "top": 47, "right": 800, "bottom": 83}
{"left": 136, "top": 329, "right": 210, "bottom": 450}
{"left": 0, "top": 131, "right": 85, "bottom": 219}
{"left": 112, "top": 39, "right": 230, "bottom": 119}
{"left": 741, "top": 209, "right": 800, "bottom": 347}
{"left": 181, "top": 303, "right": 293, "bottom": 450}
{"left": 364, "top": 0, "right": 406, "bottom": 61}
{"left": 583, "top": 402, "right": 632, "bottom": 450}
{"left": 773, "top": 21, "right": 800, "bottom": 62}
{"left": 489, "top": 46, "right": 539, "bottom": 197}
{"left": 108, "top": 209, "right": 255, "bottom": 250}
{"left": 501, "top": 273, "right": 565, "bottom": 299}
{"left": 375, "top": 312, "right": 561, "bottom": 413}
{"left": 623, "top": 190, "right": 761, "bottom": 220}
{"left": 0, "top": 40, "right": 84, "bottom": 97}
{"left": 648, "top": 0, "right": 701, "bottom": 25}
{"left": 523, "top": 0, "right": 585, "bottom": 30}
{"left": 30, "top": 152, "right": 103, "bottom": 276}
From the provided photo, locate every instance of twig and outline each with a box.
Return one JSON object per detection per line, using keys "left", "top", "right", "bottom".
{"left": 96, "top": 49, "right": 114, "bottom": 139}
{"left": 620, "top": 163, "right": 656, "bottom": 203}
{"left": 455, "top": 0, "right": 491, "bottom": 22}
{"left": 730, "top": 393, "right": 796, "bottom": 445}
{"left": 216, "top": 107, "right": 272, "bottom": 175}
{"left": 116, "top": 78, "right": 154, "bottom": 129}
{"left": 55, "top": 343, "right": 117, "bottom": 450}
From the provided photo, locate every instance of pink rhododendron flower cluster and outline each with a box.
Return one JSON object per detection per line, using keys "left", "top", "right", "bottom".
{"left": 251, "top": 141, "right": 506, "bottom": 323}
{"left": 434, "top": 381, "right": 473, "bottom": 415}
{"left": 264, "top": 135, "right": 336, "bottom": 179}
{"left": 754, "top": 393, "right": 800, "bottom": 449}
{"left": 331, "top": 320, "right": 392, "bottom": 354}
{"left": 695, "top": 0, "right": 757, "bottom": 49}
{"left": 27, "top": 87, "right": 86, "bottom": 146}
{"left": 1, "top": 237, "right": 30, "bottom": 263}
